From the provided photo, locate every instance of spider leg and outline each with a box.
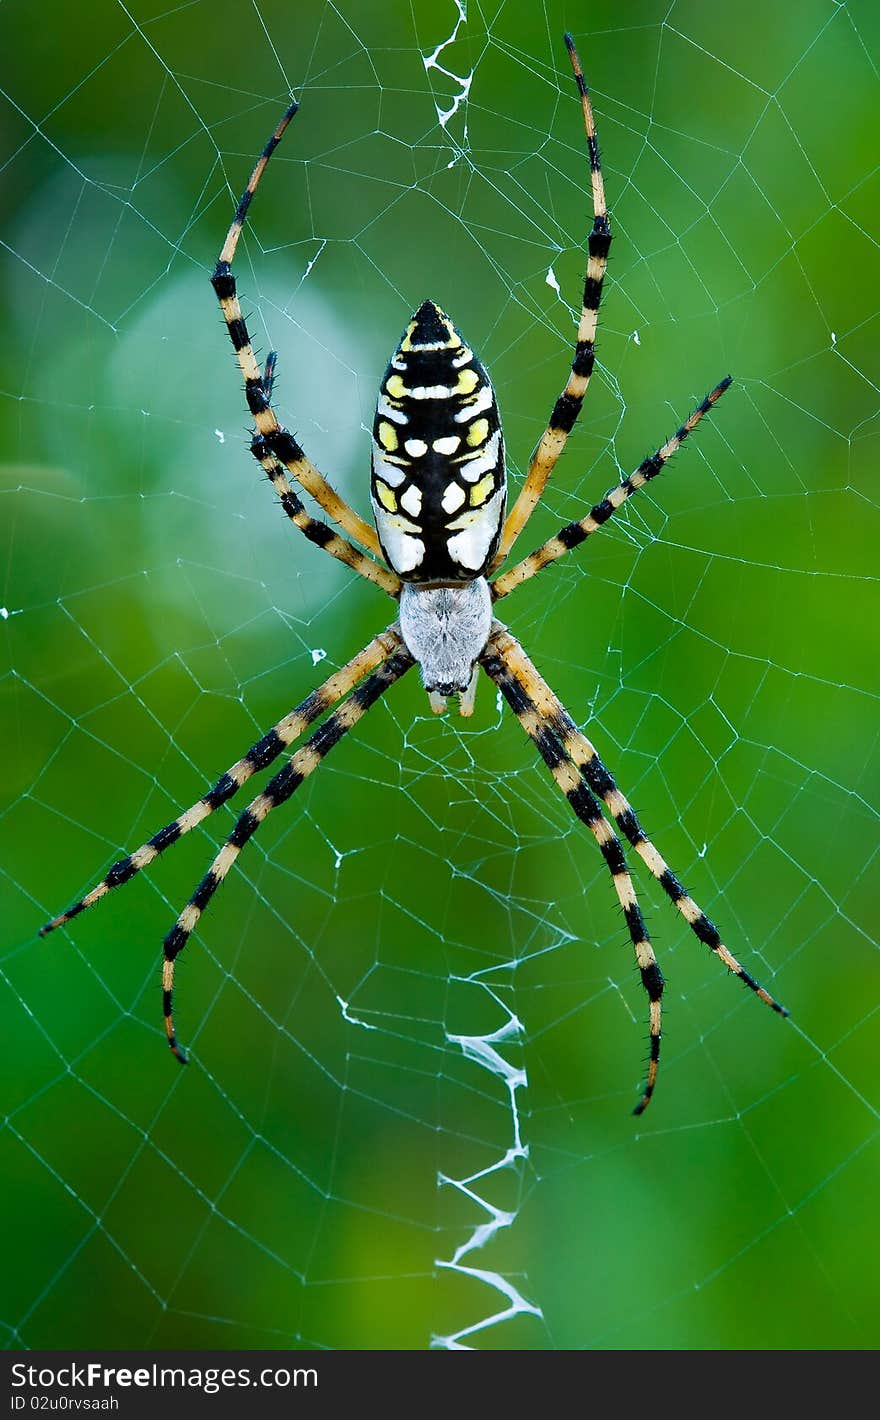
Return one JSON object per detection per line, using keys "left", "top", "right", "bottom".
{"left": 249, "top": 435, "right": 399, "bottom": 597}
{"left": 40, "top": 626, "right": 405, "bottom": 937}
{"left": 490, "top": 626, "right": 789, "bottom": 1019}
{"left": 481, "top": 633, "right": 663, "bottom": 1114}
{"left": 161, "top": 647, "right": 414, "bottom": 1063}
{"left": 247, "top": 340, "right": 391, "bottom": 590}
{"left": 211, "top": 101, "right": 384, "bottom": 560}
{"left": 492, "top": 377, "right": 731, "bottom": 600}
{"left": 493, "top": 33, "right": 611, "bottom": 568}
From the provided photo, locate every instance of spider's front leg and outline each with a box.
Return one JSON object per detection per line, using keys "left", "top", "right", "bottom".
{"left": 160, "top": 646, "right": 414, "bottom": 1062}
{"left": 40, "top": 626, "right": 406, "bottom": 936}
{"left": 481, "top": 625, "right": 663, "bottom": 1114}
{"left": 491, "top": 627, "right": 789, "bottom": 1022}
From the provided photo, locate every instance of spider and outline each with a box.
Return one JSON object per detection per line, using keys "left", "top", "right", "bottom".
{"left": 41, "top": 34, "right": 788, "bottom": 1113}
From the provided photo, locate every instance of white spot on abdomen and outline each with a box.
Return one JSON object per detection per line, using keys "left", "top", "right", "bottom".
{"left": 372, "top": 497, "right": 425, "bottom": 573}
{"left": 442, "top": 482, "right": 466, "bottom": 513}
{"left": 457, "top": 429, "right": 501, "bottom": 483}
{"left": 372, "top": 442, "right": 406, "bottom": 487}
{"left": 400, "top": 485, "right": 423, "bottom": 517}
{"left": 446, "top": 486, "right": 505, "bottom": 570}
{"left": 454, "top": 385, "right": 493, "bottom": 421}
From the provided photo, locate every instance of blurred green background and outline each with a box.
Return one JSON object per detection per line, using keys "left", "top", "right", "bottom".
{"left": 1, "top": 0, "right": 878, "bottom": 1351}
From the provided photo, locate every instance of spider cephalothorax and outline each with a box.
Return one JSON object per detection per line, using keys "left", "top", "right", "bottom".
{"left": 40, "top": 34, "right": 788, "bottom": 1113}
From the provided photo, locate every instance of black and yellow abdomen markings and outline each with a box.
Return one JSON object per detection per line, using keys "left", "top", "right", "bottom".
{"left": 370, "top": 300, "right": 506, "bottom": 581}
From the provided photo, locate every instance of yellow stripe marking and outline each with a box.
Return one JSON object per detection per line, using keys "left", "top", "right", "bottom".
{"left": 375, "top": 481, "right": 398, "bottom": 512}
{"left": 470, "top": 473, "right": 495, "bottom": 507}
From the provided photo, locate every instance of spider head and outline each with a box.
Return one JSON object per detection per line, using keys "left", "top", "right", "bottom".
{"left": 398, "top": 580, "right": 492, "bottom": 717}
{"left": 371, "top": 300, "right": 506, "bottom": 583}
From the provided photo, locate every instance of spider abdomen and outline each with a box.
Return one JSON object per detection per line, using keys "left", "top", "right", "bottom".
{"left": 371, "top": 300, "right": 506, "bottom": 582}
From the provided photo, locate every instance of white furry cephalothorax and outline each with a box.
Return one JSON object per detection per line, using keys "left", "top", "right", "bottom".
{"left": 398, "top": 579, "right": 493, "bottom": 695}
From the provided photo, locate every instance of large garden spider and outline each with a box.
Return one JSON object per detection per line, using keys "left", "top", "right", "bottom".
{"left": 41, "top": 34, "right": 788, "bottom": 1113}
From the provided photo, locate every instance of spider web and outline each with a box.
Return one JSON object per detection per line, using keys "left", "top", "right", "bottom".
{"left": 1, "top": 0, "right": 878, "bottom": 1351}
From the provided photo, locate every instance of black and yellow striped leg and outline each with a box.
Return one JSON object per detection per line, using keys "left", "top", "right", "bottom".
{"left": 211, "top": 100, "right": 382, "bottom": 557}
{"left": 490, "top": 626, "right": 789, "bottom": 1021}
{"left": 39, "top": 627, "right": 406, "bottom": 938}
{"left": 249, "top": 436, "right": 400, "bottom": 597}
{"left": 492, "top": 377, "right": 732, "bottom": 600}
{"left": 161, "top": 648, "right": 414, "bottom": 1063}
{"left": 480, "top": 639, "right": 663, "bottom": 1114}
{"left": 494, "top": 33, "right": 611, "bottom": 567}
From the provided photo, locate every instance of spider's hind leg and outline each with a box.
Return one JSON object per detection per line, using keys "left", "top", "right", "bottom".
{"left": 492, "top": 376, "right": 732, "bottom": 601}
{"left": 212, "top": 100, "right": 385, "bottom": 561}
{"left": 493, "top": 33, "right": 612, "bottom": 568}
